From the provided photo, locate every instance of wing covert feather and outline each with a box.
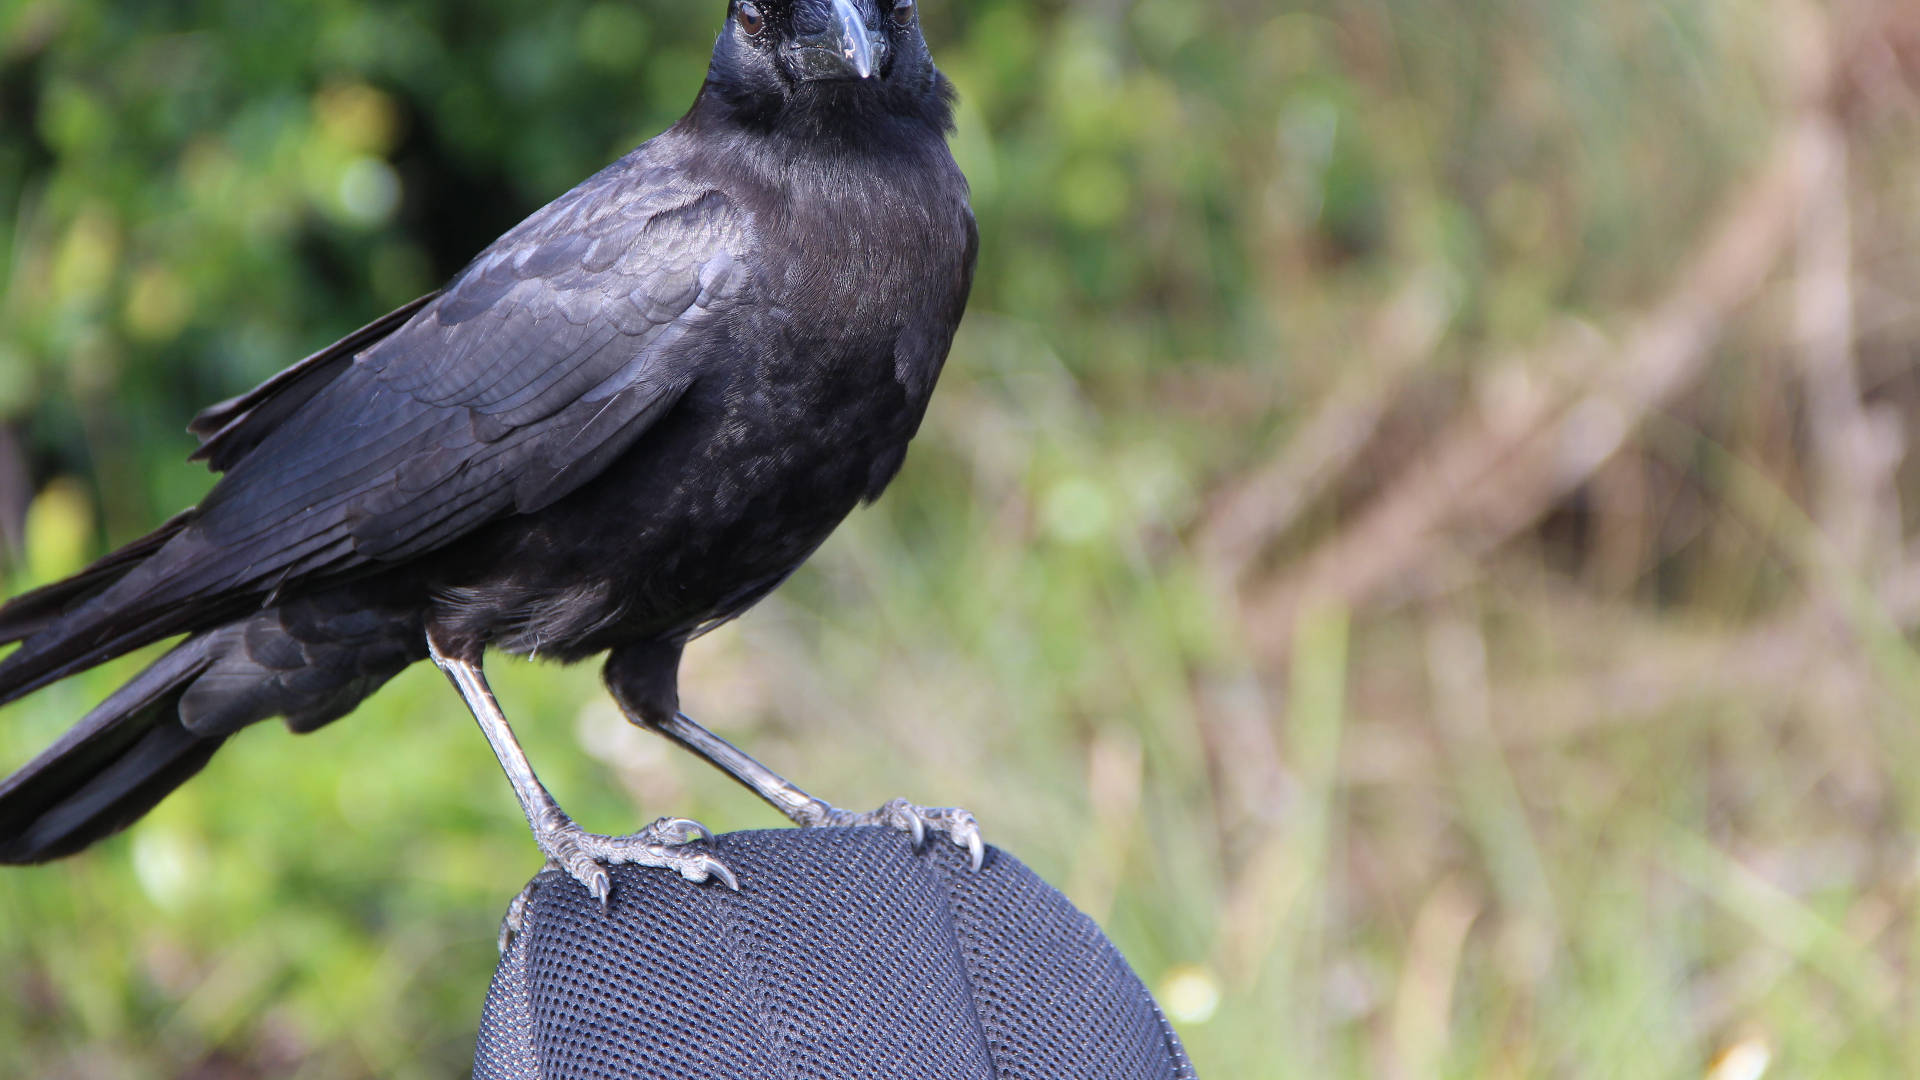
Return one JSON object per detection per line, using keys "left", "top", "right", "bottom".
{"left": 167, "top": 154, "right": 750, "bottom": 600}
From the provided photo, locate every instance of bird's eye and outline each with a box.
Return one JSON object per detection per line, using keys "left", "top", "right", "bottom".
{"left": 890, "top": 0, "right": 915, "bottom": 27}
{"left": 736, "top": 1, "right": 765, "bottom": 35}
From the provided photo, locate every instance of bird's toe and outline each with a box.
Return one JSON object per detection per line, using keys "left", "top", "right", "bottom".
{"left": 807, "top": 798, "right": 986, "bottom": 869}
{"left": 640, "top": 815, "right": 716, "bottom": 845}
{"left": 534, "top": 814, "right": 731, "bottom": 901}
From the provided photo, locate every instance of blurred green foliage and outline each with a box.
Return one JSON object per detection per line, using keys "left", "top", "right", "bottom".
{"left": 5, "top": 0, "right": 1920, "bottom": 1077}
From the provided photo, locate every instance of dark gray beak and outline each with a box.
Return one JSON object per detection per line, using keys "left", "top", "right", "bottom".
{"left": 788, "top": 0, "right": 887, "bottom": 81}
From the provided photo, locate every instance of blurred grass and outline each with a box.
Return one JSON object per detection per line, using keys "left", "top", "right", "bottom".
{"left": 4, "top": 0, "right": 1920, "bottom": 1076}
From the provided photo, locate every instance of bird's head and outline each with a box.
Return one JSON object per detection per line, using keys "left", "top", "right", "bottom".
{"left": 697, "top": 0, "right": 955, "bottom": 137}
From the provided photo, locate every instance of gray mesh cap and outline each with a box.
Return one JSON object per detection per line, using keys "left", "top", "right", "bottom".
{"left": 475, "top": 826, "right": 1197, "bottom": 1079}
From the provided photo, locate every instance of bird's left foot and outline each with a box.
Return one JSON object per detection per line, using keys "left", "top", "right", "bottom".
{"left": 795, "top": 797, "right": 984, "bottom": 870}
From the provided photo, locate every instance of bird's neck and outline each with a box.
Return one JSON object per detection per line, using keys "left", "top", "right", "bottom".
{"left": 680, "top": 74, "right": 956, "bottom": 158}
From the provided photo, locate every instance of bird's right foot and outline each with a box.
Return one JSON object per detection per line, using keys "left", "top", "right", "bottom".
{"left": 533, "top": 811, "right": 738, "bottom": 905}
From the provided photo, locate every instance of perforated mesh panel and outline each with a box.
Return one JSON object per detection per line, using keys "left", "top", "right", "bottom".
{"left": 474, "top": 826, "right": 1195, "bottom": 1080}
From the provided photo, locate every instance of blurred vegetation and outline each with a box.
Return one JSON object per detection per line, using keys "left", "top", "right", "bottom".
{"left": 4, "top": 0, "right": 1920, "bottom": 1076}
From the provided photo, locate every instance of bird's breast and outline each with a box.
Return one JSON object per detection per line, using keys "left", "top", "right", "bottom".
{"left": 438, "top": 140, "right": 973, "bottom": 658}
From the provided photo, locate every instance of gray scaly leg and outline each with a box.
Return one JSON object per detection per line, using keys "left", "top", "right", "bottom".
{"left": 647, "top": 709, "right": 984, "bottom": 871}
{"left": 427, "top": 629, "right": 737, "bottom": 909}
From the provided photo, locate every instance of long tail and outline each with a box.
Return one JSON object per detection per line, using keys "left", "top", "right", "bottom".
{"left": 0, "top": 584, "right": 424, "bottom": 862}
{"left": 0, "top": 295, "right": 439, "bottom": 860}
{"left": 0, "top": 515, "right": 247, "bottom": 861}
{"left": 0, "top": 635, "right": 227, "bottom": 862}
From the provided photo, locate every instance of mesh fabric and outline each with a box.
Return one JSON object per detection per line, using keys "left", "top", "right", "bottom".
{"left": 474, "top": 826, "right": 1195, "bottom": 1079}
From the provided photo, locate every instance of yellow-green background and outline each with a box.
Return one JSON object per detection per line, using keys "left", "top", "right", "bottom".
{"left": 4, "top": 0, "right": 1920, "bottom": 1076}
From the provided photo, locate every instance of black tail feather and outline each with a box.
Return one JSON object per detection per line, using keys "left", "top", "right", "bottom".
{"left": 0, "top": 525, "right": 258, "bottom": 711}
{"left": 0, "top": 606, "right": 220, "bottom": 712}
{"left": 0, "top": 636, "right": 225, "bottom": 863}
{"left": 0, "top": 511, "right": 195, "bottom": 647}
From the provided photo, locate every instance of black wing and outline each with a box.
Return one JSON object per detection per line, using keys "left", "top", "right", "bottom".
{"left": 0, "top": 151, "right": 752, "bottom": 700}
{"left": 190, "top": 169, "right": 748, "bottom": 576}
{"left": 188, "top": 291, "right": 441, "bottom": 472}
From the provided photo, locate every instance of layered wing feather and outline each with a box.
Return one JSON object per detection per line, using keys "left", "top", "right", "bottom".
{"left": 0, "top": 151, "right": 752, "bottom": 702}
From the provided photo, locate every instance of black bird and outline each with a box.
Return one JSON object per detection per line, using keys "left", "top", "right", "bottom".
{"left": 0, "top": 0, "right": 978, "bottom": 901}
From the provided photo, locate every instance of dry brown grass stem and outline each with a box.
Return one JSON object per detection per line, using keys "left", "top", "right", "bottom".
{"left": 1233, "top": 113, "right": 1818, "bottom": 662}
{"left": 1197, "top": 270, "right": 1455, "bottom": 587}
{"left": 1203, "top": 2, "right": 1920, "bottom": 667}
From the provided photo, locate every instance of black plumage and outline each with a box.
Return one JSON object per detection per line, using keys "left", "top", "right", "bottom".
{"left": 0, "top": 0, "right": 977, "bottom": 891}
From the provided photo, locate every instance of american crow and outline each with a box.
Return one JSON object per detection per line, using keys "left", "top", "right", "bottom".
{"left": 0, "top": 0, "right": 978, "bottom": 901}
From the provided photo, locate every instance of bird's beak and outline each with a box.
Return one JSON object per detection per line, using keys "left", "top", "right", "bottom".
{"left": 789, "top": 0, "right": 888, "bottom": 81}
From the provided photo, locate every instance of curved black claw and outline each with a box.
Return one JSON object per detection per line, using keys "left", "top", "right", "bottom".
{"left": 534, "top": 811, "right": 737, "bottom": 904}
{"left": 804, "top": 797, "right": 985, "bottom": 870}
{"left": 610, "top": 816, "right": 739, "bottom": 891}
